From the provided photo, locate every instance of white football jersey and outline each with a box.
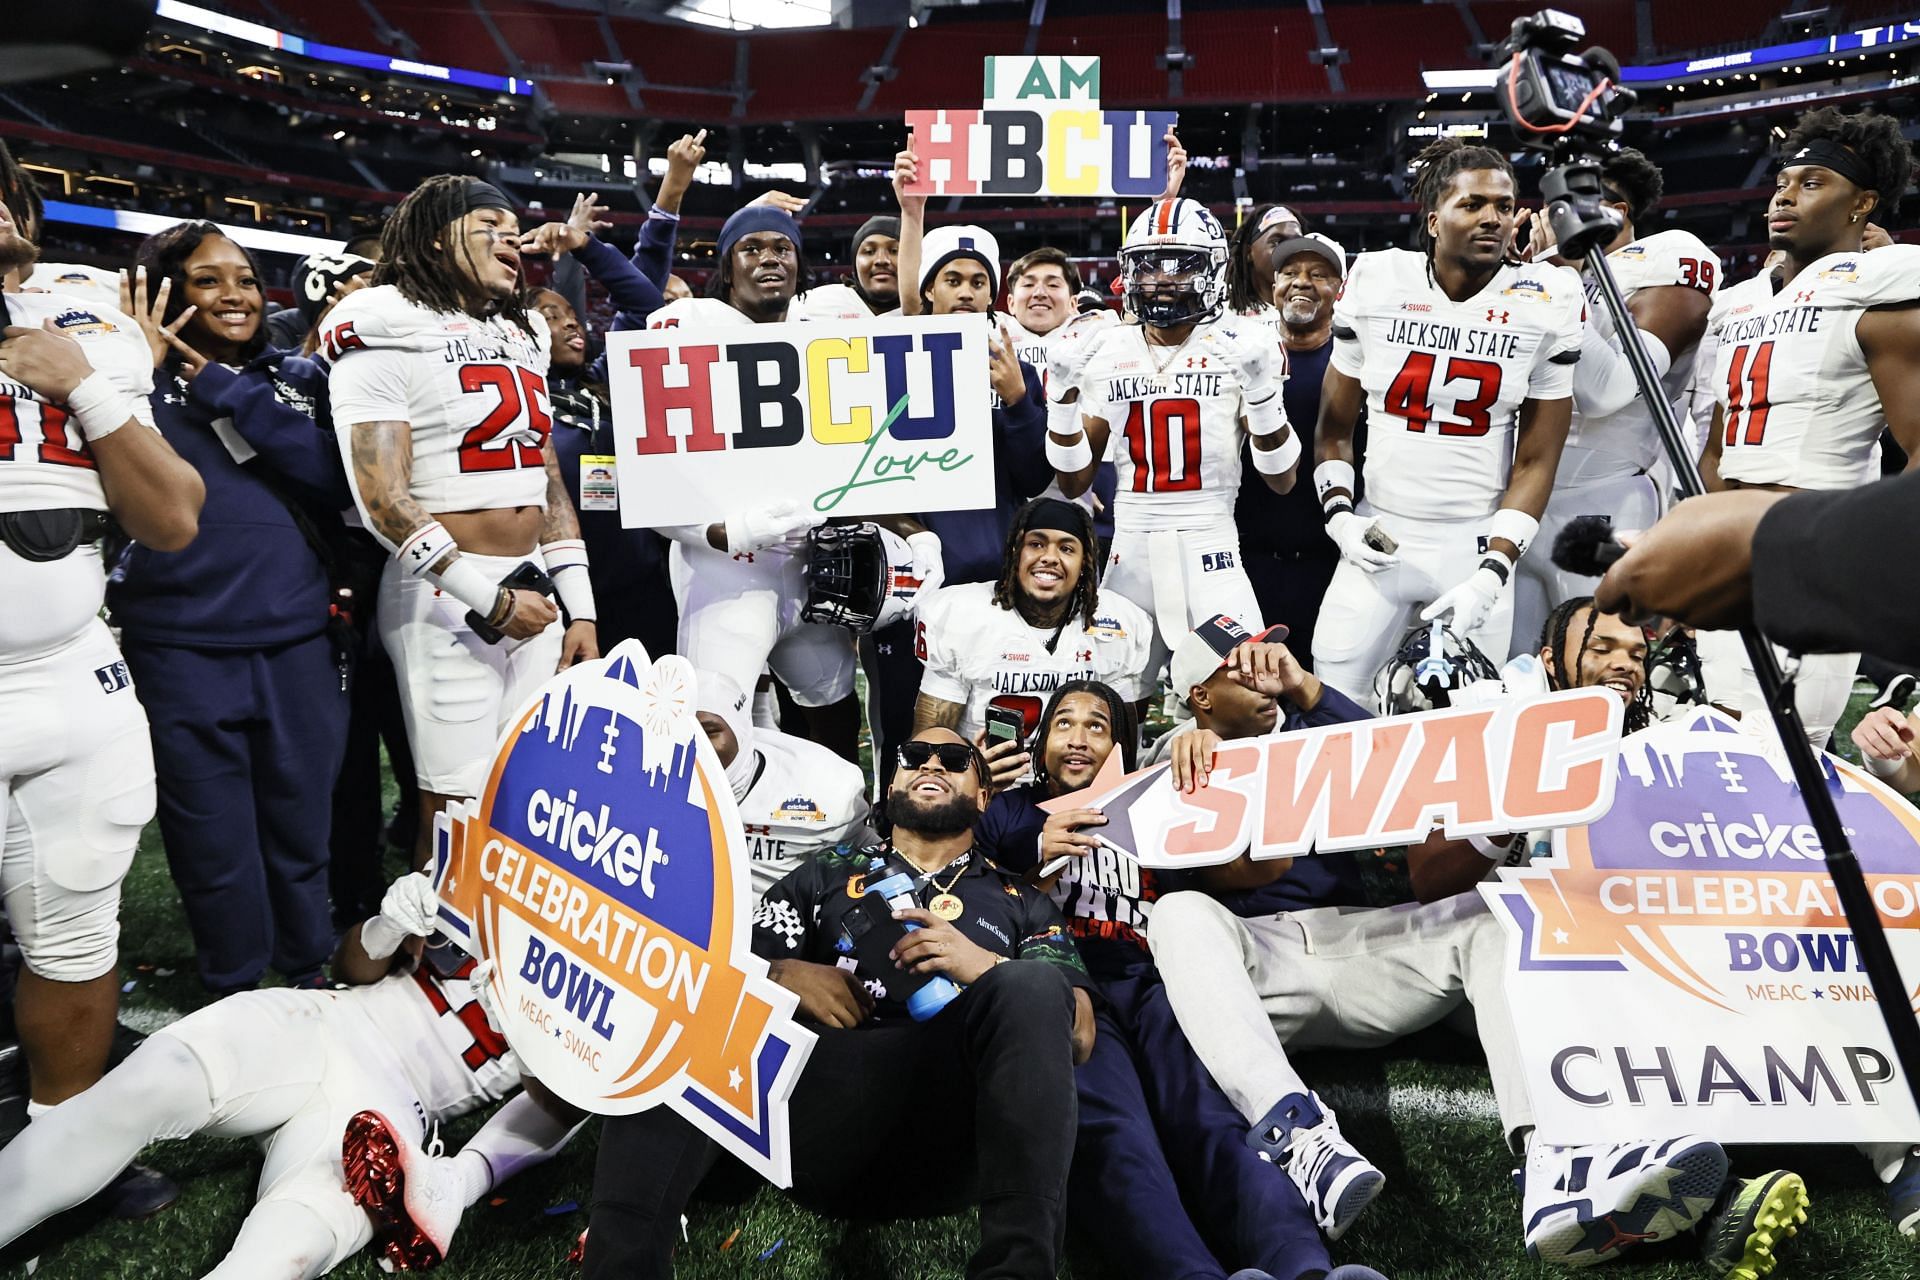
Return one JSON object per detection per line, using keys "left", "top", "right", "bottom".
{"left": 1572, "top": 229, "right": 1721, "bottom": 470}
{"left": 1332, "top": 248, "right": 1583, "bottom": 521}
{"left": 322, "top": 285, "right": 553, "bottom": 513}
{"left": 1006, "top": 308, "right": 1120, "bottom": 379}
{"left": 649, "top": 296, "right": 801, "bottom": 329}
{"left": 916, "top": 579, "right": 1154, "bottom": 739}
{"left": 347, "top": 954, "right": 521, "bottom": 1120}
{"left": 1079, "top": 318, "right": 1282, "bottom": 531}
{"left": 22, "top": 262, "right": 121, "bottom": 302}
{"left": 1706, "top": 244, "right": 1920, "bottom": 490}
{"left": 795, "top": 282, "right": 897, "bottom": 323}
{"left": 736, "top": 729, "right": 872, "bottom": 896}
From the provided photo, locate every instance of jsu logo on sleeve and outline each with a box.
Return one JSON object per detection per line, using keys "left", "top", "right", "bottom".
{"left": 1200, "top": 550, "right": 1236, "bottom": 572}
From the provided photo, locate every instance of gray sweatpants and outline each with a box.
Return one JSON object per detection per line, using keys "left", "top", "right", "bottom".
{"left": 1147, "top": 889, "right": 1534, "bottom": 1150}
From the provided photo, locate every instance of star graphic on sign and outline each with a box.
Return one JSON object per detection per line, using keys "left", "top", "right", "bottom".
{"left": 728, "top": 1067, "right": 743, "bottom": 1091}
{"left": 1813, "top": 989, "right": 1825, "bottom": 999}
{"left": 1552, "top": 929, "right": 1569, "bottom": 945}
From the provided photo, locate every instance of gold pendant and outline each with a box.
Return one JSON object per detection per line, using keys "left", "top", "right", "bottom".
{"left": 930, "top": 893, "right": 965, "bottom": 922}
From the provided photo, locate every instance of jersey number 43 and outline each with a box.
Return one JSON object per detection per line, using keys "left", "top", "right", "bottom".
{"left": 1385, "top": 352, "right": 1503, "bottom": 436}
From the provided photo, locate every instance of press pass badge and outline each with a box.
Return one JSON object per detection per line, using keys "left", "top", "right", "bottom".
{"left": 579, "top": 455, "right": 619, "bottom": 512}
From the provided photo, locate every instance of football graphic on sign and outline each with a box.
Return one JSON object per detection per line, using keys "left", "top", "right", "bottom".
{"left": 429, "top": 641, "right": 815, "bottom": 1185}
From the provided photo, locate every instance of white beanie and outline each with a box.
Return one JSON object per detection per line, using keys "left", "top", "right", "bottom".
{"left": 695, "top": 670, "right": 757, "bottom": 800}
{"left": 919, "top": 224, "right": 1002, "bottom": 301}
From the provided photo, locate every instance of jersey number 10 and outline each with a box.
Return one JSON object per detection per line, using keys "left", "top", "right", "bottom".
{"left": 1384, "top": 351, "right": 1503, "bottom": 436}
{"left": 1122, "top": 397, "right": 1203, "bottom": 492}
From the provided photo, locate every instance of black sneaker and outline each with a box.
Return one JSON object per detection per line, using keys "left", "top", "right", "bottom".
{"left": 93, "top": 1163, "right": 180, "bottom": 1220}
{"left": 1870, "top": 672, "right": 1918, "bottom": 714}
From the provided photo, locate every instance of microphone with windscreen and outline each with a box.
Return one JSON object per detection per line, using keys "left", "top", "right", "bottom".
{"left": 1550, "top": 514, "right": 1625, "bottom": 578}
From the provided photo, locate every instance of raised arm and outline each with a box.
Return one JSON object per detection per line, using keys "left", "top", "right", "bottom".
{"left": 893, "top": 132, "right": 926, "bottom": 318}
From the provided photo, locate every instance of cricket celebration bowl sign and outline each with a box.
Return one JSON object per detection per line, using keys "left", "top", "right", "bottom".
{"left": 429, "top": 641, "right": 815, "bottom": 1185}
{"left": 1484, "top": 708, "right": 1920, "bottom": 1146}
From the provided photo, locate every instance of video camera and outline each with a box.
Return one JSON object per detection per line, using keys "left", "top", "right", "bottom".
{"left": 1492, "top": 9, "right": 1634, "bottom": 155}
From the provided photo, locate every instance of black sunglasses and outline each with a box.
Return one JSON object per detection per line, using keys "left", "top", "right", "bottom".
{"left": 897, "top": 740, "right": 983, "bottom": 781}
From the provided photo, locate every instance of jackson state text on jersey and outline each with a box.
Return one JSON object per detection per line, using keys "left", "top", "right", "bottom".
{"left": 1332, "top": 248, "right": 1583, "bottom": 521}
{"left": 1077, "top": 320, "right": 1277, "bottom": 531}
{"left": 1571, "top": 229, "right": 1721, "bottom": 470}
{"left": 914, "top": 580, "right": 1154, "bottom": 738}
{"left": 1707, "top": 244, "right": 1920, "bottom": 490}
{"left": 321, "top": 285, "right": 554, "bottom": 513}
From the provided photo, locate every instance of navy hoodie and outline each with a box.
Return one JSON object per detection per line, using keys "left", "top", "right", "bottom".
{"left": 922, "top": 359, "right": 1052, "bottom": 585}
{"left": 109, "top": 351, "right": 349, "bottom": 647}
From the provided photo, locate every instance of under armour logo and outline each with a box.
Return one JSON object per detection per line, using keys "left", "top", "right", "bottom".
{"left": 408, "top": 543, "right": 432, "bottom": 562}
{"left": 1794, "top": 290, "right": 1816, "bottom": 304}
{"left": 1486, "top": 309, "right": 1509, "bottom": 324}
{"left": 1076, "top": 649, "right": 1093, "bottom": 662}
{"left": 733, "top": 551, "right": 755, "bottom": 564}
{"left": 1185, "top": 356, "right": 1209, "bottom": 368}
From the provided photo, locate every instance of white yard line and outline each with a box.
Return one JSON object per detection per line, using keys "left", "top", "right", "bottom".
{"left": 1319, "top": 1081, "right": 1502, "bottom": 1125}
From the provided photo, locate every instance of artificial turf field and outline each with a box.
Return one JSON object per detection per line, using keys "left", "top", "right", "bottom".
{"left": 5, "top": 689, "right": 1918, "bottom": 1280}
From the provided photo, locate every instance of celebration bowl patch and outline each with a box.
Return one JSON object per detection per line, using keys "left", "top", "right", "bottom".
{"left": 431, "top": 640, "right": 814, "bottom": 1184}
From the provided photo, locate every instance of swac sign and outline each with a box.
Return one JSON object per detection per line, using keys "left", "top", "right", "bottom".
{"left": 605, "top": 316, "right": 994, "bottom": 528}
{"left": 431, "top": 642, "right": 815, "bottom": 1185}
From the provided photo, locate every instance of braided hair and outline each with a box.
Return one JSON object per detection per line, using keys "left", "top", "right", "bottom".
{"left": 1032, "top": 678, "right": 1138, "bottom": 793}
{"left": 0, "top": 140, "right": 43, "bottom": 239}
{"left": 372, "top": 175, "right": 534, "bottom": 336}
{"left": 1226, "top": 204, "right": 1282, "bottom": 314}
{"left": 1781, "top": 106, "right": 1915, "bottom": 223}
{"left": 1408, "top": 137, "right": 1515, "bottom": 256}
{"left": 135, "top": 221, "right": 270, "bottom": 365}
{"left": 1539, "top": 596, "right": 1652, "bottom": 732}
{"left": 990, "top": 497, "right": 1102, "bottom": 638}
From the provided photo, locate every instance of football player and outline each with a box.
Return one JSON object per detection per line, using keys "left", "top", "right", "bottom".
{"left": 0, "top": 871, "right": 583, "bottom": 1276}
{"left": 1511, "top": 148, "right": 1718, "bottom": 655}
{"left": 321, "top": 175, "right": 598, "bottom": 870}
{"left": 1310, "top": 137, "right": 1583, "bottom": 706}
{"left": 797, "top": 215, "right": 901, "bottom": 320}
{"left": 1045, "top": 197, "right": 1300, "bottom": 672}
{"left": 694, "top": 670, "right": 873, "bottom": 896}
{"left": 0, "top": 138, "right": 202, "bottom": 1211}
{"left": 1694, "top": 107, "right": 1920, "bottom": 749}
{"left": 913, "top": 497, "right": 1153, "bottom": 747}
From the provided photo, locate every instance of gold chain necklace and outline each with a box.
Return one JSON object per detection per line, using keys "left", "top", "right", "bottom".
{"left": 921, "top": 852, "right": 970, "bottom": 921}
{"left": 1146, "top": 328, "right": 1197, "bottom": 376}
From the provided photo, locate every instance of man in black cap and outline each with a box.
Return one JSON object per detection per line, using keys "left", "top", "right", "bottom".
{"left": 798, "top": 214, "right": 902, "bottom": 320}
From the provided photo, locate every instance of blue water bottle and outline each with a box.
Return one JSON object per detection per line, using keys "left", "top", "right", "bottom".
{"left": 864, "top": 858, "right": 961, "bottom": 1021}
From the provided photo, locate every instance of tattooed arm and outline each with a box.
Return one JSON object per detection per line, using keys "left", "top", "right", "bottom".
{"left": 541, "top": 441, "right": 600, "bottom": 669}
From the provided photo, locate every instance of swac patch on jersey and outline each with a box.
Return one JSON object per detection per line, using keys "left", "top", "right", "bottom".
{"left": 51, "top": 310, "right": 117, "bottom": 335}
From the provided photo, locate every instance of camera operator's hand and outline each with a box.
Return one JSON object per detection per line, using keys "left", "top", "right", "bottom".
{"left": 1036, "top": 808, "right": 1106, "bottom": 884}
{"left": 891, "top": 909, "right": 1002, "bottom": 985}
{"left": 500, "top": 588, "right": 560, "bottom": 640}
{"left": 769, "top": 958, "right": 874, "bottom": 1028}
{"left": 1168, "top": 728, "right": 1221, "bottom": 794}
{"left": 974, "top": 730, "right": 1030, "bottom": 792}
{"left": 1593, "top": 490, "right": 1789, "bottom": 628}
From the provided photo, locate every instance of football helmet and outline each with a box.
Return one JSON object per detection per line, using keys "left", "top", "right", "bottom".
{"left": 1373, "top": 619, "right": 1500, "bottom": 714}
{"left": 801, "top": 523, "right": 932, "bottom": 633}
{"left": 1121, "top": 198, "right": 1228, "bottom": 328}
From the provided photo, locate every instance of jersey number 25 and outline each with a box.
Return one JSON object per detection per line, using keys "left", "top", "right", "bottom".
{"left": 458, "top": 364, "right": 552, "bottom": 473}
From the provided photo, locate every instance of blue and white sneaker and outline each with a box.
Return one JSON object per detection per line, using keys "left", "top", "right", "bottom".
{"left": 1521, "top": 1134, "right": 1728, "bottom": 1267}
{"left": 1892, "top": 1149, "right": 1920, "bottom": 1239}
{"left": 1247, "top": 1091, "right": 1385, "bottom": 1241}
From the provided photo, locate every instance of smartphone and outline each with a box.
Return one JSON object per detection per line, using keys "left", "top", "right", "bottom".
{"left": 466, "top": 560, "right": 559, "bottom": 645}
{"left": 985, "top": 703, "right": 1026, "bottom": 752}
{"left": 1362, "top": 521, "right": 1400, "bottom": 555}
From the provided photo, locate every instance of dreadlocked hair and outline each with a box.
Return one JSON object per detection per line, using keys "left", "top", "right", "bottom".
{"left": 990, "top": 497, "right": 1101, "bottom": 635}
{"left": 1408, "top": 137, "right": 1514, "bottom": 255}
{"left": 135, "top": 221, "right": 270, "bottom": 365}
{"left": 1602, "top": 147, "right": 1664, "bottom": 228}
{"left": 1781, "top": 106, "right": 1915, "bottom": 222}
{"left": 704, "top": 242, "right": 813, "bottom": 306}
{"left": 1539, "top": 596, "right": 1652, "bottom": 732}
{"left": 372, "top": 175, "right": 534, "bottom": 336}
{"left": 0, "top": 140, "right": 43, "bottom": 238}
{"left": 1225, "top": 204, "right": 1284, "bottom": 314}
{"left": 1032, "top": 678, "right": 1138, "bottom": 792}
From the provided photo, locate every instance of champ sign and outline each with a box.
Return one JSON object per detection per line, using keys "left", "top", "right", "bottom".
{"left": 605, "top": 316, "right": 994, "bottom": 528}
{"left": 428, "top": 641, "right": 816, "bottom": 1185}
{"left": 1484, "top": 708, "right": 1920, "bottom": 1146}
{"left": 1042, "top": 686, "right": 1624, "bottom": 868}
{"left": 902, "top": 54, "right": 1176, "bottom": 199}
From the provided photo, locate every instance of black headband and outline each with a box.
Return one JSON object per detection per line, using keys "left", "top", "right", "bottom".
{"left": 1021, "top": 498, "right": 1089, "bottom": 539}
{"left": 460, "top": 179, "right": 516, "bottom": 215}
{"left": 1779, "top": 139, "right": 1879, "bottom": 199}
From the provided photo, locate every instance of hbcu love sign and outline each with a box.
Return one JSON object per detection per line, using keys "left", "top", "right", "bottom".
{"left": 1485, "top": 708, "right": 1920, "bottom": 1147}
{"left": 430, "top": 643, "right": 816, "bottom": 1185}
{"left": 902, "top": 54, "right": 1176, "bottom": 199}
{"left": 1041, "top": 687, "right": 1625, "bottom": 868}
{"left": 605, "top": 315, "right": 995, "bottom": 528}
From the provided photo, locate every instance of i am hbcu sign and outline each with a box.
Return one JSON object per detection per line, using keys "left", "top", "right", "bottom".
{"left": 605, "top": 315, "right": 995, "bottom": 528}
{"left": 902, "top": 55, "right": 1177, "bottom": 199}
{"left": 429, "top": 642, "right": 815, "bottom": 1185}
{"left": 1485, "top": 708, "right": 1920, "bottom": 1147}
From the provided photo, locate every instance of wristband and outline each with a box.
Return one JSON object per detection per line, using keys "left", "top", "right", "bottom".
{"left": 1866, "top": 750, "right": 1908, "bottom": 779}
{"left": 1314, "top": 459, "right": 1356, "bottom": 513}
{"left": 539, "top": 538, "right": 589, "bottom": 576}
{"left": 1323, "top": 498, "right": 1355, "bottom": 521}
{"left": 551, "top": 564, "right": 598, "bottom": 623}
{"left": 431, "top": 555, "right": 510, "bottom": 618}
{"left": 1046, "top": 429, "right": 1094, "bottom": 472}
{"left": 1046, "top": 396, "right": 1083, "bottom": 438}
{"left": 1468, "top": 833, "right": 1512, "bottom": 861}
{"left": 1489, "top": 508, "right": 1540, "bottom": 559}
{"left": 1250, "top": 425, "right": 1301, "bottom": 475}
{"left": 64, "top": 370, "right": 136, "bottom": 442}
{"left": 1244, "top": 392, "right": 1286, "bottom": 438}
{"left": 395, "top": 521, "right": 457, "bottom": 580}
{"left": 1478, "top": 553, "right": 1514, "bottom": 587}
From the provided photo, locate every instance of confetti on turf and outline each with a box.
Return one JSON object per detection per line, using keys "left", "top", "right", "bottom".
{"left": 758, "top": 1238, "right": 785, "bottom": 1261}
{"left": 722, "top": 1227, "right": 741, "bottom": 1251}
{"left": 544, "top": 1200, "right": 579, "bottom": 1216}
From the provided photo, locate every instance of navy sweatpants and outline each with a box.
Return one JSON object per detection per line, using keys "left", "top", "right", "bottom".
{"left": 1243, "top": 549, "right": 1338, "bottom": 674}
{"left": 122, "top": 635, "right": 348, "bottom": 992}
{"left": 1072, "top": 972, "right": 1330, "bottom": 1280}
